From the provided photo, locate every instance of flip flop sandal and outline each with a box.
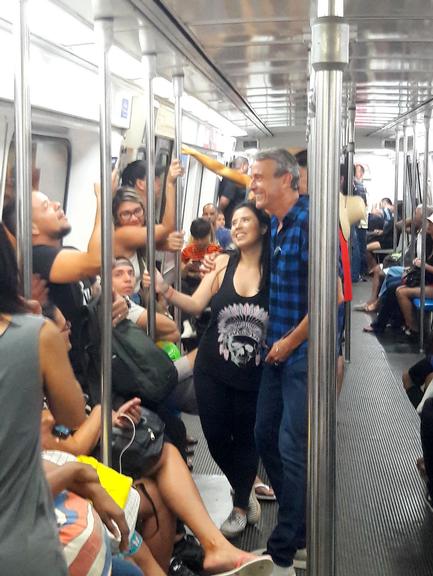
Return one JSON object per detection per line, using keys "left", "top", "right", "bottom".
{"left": 254, "top": 483, "right": 276, "bottom": 501}
{"left": 213, "top": 556, "right": 273, "bottom": 576}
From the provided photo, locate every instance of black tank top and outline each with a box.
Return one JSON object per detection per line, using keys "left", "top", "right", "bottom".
{"left": 195, "top": 254, "right": 269, "bottom": 390}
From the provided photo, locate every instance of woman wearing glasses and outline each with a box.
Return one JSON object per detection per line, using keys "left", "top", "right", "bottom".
{"left": 113, "top": 159, "right": 183, "bottom": 304}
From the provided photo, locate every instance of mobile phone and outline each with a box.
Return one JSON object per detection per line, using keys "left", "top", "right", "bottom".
{"left": 111, "top": 156, "right": 118, "bottom": 170}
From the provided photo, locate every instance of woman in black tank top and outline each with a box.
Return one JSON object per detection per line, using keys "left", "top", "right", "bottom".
{"left": 150, "top": 202, "right": 270, "bottom": 538}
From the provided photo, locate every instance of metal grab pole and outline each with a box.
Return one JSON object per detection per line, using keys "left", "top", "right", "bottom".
{"left": 410, "top": 120, "right": 418, "bottom": 262}
{"left": 344, "top": 104, "right": 356, "bottom": 363}
{"left": 141, "top": 49, "right": 157, "bottom": 339}
{"left": 94, "top": 16, "right": 113, "bottom": 466}
{"left": 14, "top": 0, "right": 32, "bottom": 299}
{"left": 173, "top": 73, "right": 184, "bottom": 338}
{"left": 401, "top": 122, "right": 409, "bottom": 261}
{"left": 393, "top": 128, "right": 400, "bottom": 251}
{"left": 309, "top": 4, "right": 349, "bottom": 576}
{"left": 420, "top": 110, "right": 431, "bottom": 351}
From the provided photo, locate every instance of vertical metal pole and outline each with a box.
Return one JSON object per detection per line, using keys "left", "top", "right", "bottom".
{"left": 94, "top": 16, "right": 113, "bottom": 467}
{"left": 420, "top": 110, "right": 431, "bottom": 351}
{"left": 14, "top": 0, "right": 32, "bottom": 298}
{"left": 410, "top": 120, "right": 418, "bottom": 262}
{"left": 309, "top": 3, "right": 349, "bottom": 576}
{"left": 393, "top": 127, "right": 400, "bottom": 251}
{"left": 0, "top": 120, "right": 11, "bottom": 221}
{"left": 344, "top": 104, "right": 356, "bottom": 363}
{"left": 141, "top": 49, "right": 157, "bottom": 339}
{"left": 173, "top": 73, "right": 184, "bottom": 338}
{"left": 401, "top": 122, "right": 409, "bottom": 261}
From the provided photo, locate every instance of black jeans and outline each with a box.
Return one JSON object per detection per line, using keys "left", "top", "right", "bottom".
{"left": 372, "top": 283, "right": 403, "bottom": 332}
{"left": 194, "top": 365, "right": 259, "bottom": 509}
{"left": 421, "top": 398, "right": 433, "bottom": 496}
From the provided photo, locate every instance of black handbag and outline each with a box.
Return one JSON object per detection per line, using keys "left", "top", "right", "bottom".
{"left": 402, "top": 267, "right": 421, "bottom": 288}
{"left": 111, "top": 407, "right": 165, "bottom": 479}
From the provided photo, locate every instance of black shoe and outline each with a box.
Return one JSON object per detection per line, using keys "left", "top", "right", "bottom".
{"left": 173, "top": 535, "right": 204, "bottom": 572}
{"left": 169, "top": 558, "right": 199, "bottom": 576}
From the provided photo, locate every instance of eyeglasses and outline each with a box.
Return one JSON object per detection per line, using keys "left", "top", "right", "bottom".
{"left": 119, "top": 206, "right": 144, "bottom": 222}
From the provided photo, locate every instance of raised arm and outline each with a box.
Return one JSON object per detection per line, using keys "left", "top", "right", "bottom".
{"left": 49, "top": 183, "right": 102, "bottom": 282}
{"left": 183, "top": 145, "right": 251, "bottom": 188}
{"left": 114, "top": 159, "right": 183, "bottom": 252}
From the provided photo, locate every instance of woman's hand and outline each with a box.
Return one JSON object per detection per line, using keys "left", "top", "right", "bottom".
{"left": 166, "top": 230, "right": 185, "bottom": 252}
{"left": 142, "top": 268, "right": 167, "bottom": 294}
{"left": 413, "top": 258, "right": 422, "bottom": 268}
{"left": 167, "top": 159, "right": 184, "bottom": 183}
{"left": 112, "top": 397, "right": 142, "bottom": 428}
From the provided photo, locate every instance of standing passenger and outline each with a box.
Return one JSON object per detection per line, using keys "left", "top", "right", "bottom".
{"left": 0, "top": 223, "right": 86, "bottom": 575}
{"left": 145, "top": 202, "right": 270, "bottom": 538}
{"left": 251, "top": 149, "right": 309, "bottom": 576}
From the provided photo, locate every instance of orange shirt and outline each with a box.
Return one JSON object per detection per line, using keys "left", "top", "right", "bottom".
{"left": 181, "top": 242, "right": 221, "bottom": 263}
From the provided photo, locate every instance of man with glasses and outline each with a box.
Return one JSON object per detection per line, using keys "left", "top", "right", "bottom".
{"left": 251, "top": 149, "right": 309, "bottom": 576}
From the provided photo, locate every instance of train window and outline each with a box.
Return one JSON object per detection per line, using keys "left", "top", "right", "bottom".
{"left": 136, "top": 136, "right": 174, "bottom": 223}
{"left": 2, "top": 135, "right": 70, "bottom": 234}
{"left": 6, "top": 135, "right": 71, "bottom": 207}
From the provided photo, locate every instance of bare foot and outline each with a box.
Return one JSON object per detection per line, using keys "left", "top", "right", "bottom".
{"left": 203, "top": 542, "right": 271, "bottom": 575}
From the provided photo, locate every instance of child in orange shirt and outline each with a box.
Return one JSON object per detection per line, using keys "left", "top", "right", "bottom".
{"left": 181, "top": 218, "right": 221, "bottom": 285}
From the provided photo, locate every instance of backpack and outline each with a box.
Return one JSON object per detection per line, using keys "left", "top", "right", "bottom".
{"left": 80, "top": 296, "right": 178, "bottom": 409}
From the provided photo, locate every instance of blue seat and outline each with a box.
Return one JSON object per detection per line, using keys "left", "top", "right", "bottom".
{"left": 412, "top": 298, "right": 433, "bottom": 312}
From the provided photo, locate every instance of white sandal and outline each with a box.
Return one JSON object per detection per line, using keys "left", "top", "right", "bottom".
{"left": 214, "top": 556, "right": 273, "bottom": 576}
{"left": 254, "top": 482, "right": 276, "bottom": 501}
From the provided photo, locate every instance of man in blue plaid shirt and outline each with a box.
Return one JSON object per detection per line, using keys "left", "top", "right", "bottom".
{"left": 252, "top": 149, "right": 309, "bottom": 576}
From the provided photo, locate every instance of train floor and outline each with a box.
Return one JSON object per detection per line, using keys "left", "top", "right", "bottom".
{"left": 182, "top": 281, "right": 433, "bottom": 575}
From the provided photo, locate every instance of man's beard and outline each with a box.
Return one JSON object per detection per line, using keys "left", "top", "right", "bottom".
{"left": 52, "top": 223, "right": 72, "bottom": 240}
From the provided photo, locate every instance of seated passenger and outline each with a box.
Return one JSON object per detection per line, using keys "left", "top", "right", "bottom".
{"left": 364, "top": 214, "right": 433, "bottom": 336}
{"left": 0, "top": 223, "right": 86, "bottom": 576}
{"left": 113, "top": 159, "right": 184, "bottom": 301}
{"left": 181, "top": 218, "right": 220, "bottom": 291}
{"left": 201, "top": 203, "right": 218, "bottom": 242}
{"left": 112, "top": 257, "right": 179, "bottom": 342}
{"left": 43, "top": 458, "right": 132, "bottom": 576}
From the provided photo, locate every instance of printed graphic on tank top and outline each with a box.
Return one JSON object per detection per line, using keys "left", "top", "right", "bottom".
{"left": 195, "top": 254, "right": 268, "bottom": 390}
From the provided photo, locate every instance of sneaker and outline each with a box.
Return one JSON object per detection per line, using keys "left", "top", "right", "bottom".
{"left": 247, "top": 489, "right": 261, "bottom": 524}
{"left": 220, "top": 508, "right": 247, "bottom": 538}
{"left": 293, "top": 548, "right": 306, "bottom": 570}
{"left": 272, "top": 563, "right": 296, "bottom": 576}
{"left": 181, "top": 320, "right": 196, "bottom": 339}
{"left": 168, "top": 558, "right": 198, "bottom": 576}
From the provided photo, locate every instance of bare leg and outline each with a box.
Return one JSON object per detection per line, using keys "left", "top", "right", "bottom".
{"left": 368, "top": 266, "right": 385, "bottom": 307}
{"left": 131, "top": 541, "right": 167, "bottom": 576}
{"left": 396, "top": 286, "right": 420, "bottom": 331}
{"left": 135, "top": 477, "right": 176, "bottom": 572}
{"left": 147, "top": 443, "right": 261, "bottom": 574}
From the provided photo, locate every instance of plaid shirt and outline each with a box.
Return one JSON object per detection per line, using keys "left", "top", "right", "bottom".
{"left": 267, "top": 195, "right": 309, "bottom": 366}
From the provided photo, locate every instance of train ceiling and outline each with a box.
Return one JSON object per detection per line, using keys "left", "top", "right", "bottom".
{"left": 20, "top": 0, "right": 433, "bottom": 138}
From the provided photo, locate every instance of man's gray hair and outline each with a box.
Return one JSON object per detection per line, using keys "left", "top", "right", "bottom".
{"left": 254, "top": 148, "right": 300, "bottom": 191}
{"left": 233, "top": 156, "right": 248, "bottom": 169}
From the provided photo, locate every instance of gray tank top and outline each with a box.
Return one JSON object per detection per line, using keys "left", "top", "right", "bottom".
{"left": 0, "top": 314, "right": 67, "bottom": 575}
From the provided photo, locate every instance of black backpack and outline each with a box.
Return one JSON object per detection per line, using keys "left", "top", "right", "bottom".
{"left": 80, "top": 296, "right": 178, "bottom": 409}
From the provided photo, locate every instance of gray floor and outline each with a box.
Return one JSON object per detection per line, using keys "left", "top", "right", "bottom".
{"left": 183, "top": 281, "right": 433, "bottom": 575}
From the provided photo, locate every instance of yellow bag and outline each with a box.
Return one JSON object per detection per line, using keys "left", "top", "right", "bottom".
{"left": 77, "top": 455, "right": 132, "bottom": 509}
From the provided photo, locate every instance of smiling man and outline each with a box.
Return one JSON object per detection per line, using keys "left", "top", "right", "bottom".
{"left": 251, "top": 149, "right": 309, "bottom": 576}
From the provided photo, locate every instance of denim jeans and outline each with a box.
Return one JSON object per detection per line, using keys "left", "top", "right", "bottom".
{"left": 255, "top": 359, "right": 308, "bottom": 567}
{"left": 351, "top": 226, "right": 360, "bottom": 282}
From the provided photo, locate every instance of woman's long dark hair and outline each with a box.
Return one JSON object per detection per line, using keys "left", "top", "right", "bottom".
{"left": 230, "top": 201, "right": 270, "bottom": 293}
{"left": 0, "top": 223, "right": 26, "bottom": 314}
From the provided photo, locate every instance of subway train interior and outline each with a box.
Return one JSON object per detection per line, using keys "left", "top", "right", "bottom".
{"left": 3, "top": 1, "right": 433, "bottom": 576}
